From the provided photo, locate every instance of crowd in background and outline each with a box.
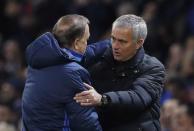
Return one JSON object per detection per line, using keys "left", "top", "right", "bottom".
{"left": 0, "top": 0, "right": 194, "bottom": 131}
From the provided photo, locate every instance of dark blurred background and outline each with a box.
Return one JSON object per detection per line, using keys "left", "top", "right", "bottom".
{"left": 0, "top": 0, "right": 194, "bottom": 130}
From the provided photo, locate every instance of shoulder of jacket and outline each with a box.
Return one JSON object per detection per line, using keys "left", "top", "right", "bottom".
{"left": 65, "top": 62, "right": 89, "bottom": 76}
{"left": 140, "top": 54, "right": 165, "bottom": 71}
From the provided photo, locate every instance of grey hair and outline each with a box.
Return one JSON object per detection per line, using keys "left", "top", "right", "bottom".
{"left": 112, "top": 14, "right": 147, "bottom": 42}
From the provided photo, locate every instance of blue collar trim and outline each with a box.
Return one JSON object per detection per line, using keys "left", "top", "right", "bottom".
{"left": 63, "top": 48, "right": 83, "bottom": 62}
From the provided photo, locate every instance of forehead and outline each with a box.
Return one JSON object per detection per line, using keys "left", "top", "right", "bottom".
{"left": 111, "top": 26, "right": 132, "bottom": 39}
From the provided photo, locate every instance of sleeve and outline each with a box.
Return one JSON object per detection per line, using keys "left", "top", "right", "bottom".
{"left": 104, "top": 64, "right": 165, "bottom": 113}
{"left": 82, "top": 39, "right": 111, "bottom": 67}
{"left": 65, "top": 71, "right": 102, "bottom": 131}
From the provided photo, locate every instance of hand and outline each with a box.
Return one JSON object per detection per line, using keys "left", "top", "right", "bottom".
{"left": 74, "top": 83, "right": 102, "bottom": 106}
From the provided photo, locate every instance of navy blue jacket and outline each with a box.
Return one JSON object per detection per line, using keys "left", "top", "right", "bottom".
{"left": 22, "top": 32, "right": 102, "bottom": 131}
{"left": 83, "top": 40, "right": 165, "bottom": 131}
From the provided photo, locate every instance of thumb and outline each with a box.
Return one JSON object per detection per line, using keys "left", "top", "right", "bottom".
{"left": 83, "top": 82, "right": 94, "bottom": 90}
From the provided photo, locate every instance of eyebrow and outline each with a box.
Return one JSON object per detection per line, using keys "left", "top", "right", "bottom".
{"left": 111, "top": 35, "right": 128, "bottom": 43}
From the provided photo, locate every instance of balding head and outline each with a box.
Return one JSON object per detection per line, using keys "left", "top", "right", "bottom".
{"left": 52, "top": 14, "right": 90, "bottom": 48}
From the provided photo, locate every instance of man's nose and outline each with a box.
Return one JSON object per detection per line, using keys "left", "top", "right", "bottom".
{"left": 113, "top": 41, "right": 120, "bottom": 50}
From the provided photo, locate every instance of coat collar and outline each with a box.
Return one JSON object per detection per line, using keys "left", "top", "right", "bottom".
{"left": 102, "top": 47, "right": 145, "bottom": 69}
{"left": 62, "top": 48, "right": 83, "bottom": 62}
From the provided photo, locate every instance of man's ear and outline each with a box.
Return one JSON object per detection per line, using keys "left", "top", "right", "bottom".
{"left": 73, "top": 39, "right": 79, "bottom": 50}
{"left": 136, "top": 39, "right": 144, "bottom": 50}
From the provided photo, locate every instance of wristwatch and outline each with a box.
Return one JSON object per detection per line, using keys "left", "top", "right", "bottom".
{"left": 101, "top": 94, "right": 109, "bottom": 106}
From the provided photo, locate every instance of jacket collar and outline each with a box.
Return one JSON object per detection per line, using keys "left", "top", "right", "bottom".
{"left": 102, "top": 47, "right": 145, "bottom": 68}
{"left": 124, "top": 47, "right": 145, "bottom": 68}
{"left": 62, "top": 48, "right": 83, "bottom": 62}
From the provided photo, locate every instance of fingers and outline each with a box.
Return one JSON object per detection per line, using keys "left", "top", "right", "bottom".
{"left": 74, "top": 92, "right": 94, "bottom": 102}
{"left": 74, "top": 92, "right": 96, "bottom": 106}
{"left": 80, "top": 102, "right": 94, "bottom": 106}
{"left": 83, "top": 82, "right": 94, "bottom": 90}
{"left": 74, "top": 83, "right": 100, "bottom": 106}
{"left": 75, "top": 90, "right": 91, "bottom": 97}
{"left": 74, "top": 97, "right": 90, "bottom": 103}
{"left": 74, "top": 95, "right": 91, "bottom": 101}
{"left": 74, "top": 97, "right": 93, "bottom": 106}
{"left": 74, "top": 90, "right": 94, "bottom": 101}
{"left": 74, "top": 96, "right": 94, "bottom": 106}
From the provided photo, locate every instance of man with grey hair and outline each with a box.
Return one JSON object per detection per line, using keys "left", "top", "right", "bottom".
{"left": 22, "top": 14, "right": 102, "bottom": 131}
{"left": 74, "top": 14, "right": 165, "bottom": 131}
